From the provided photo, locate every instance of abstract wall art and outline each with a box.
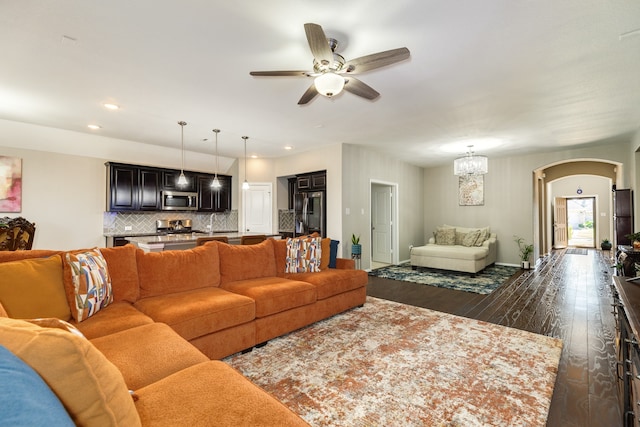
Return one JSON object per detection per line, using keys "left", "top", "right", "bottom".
{"left": 0, "top": 156, "right": 22, "bottom": 212}
{"left": 458, "top": 174, "right": 484, "bottom": 206}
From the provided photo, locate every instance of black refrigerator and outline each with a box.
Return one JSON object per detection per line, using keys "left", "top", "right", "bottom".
{"left": 294, "top": 191, "right": 325, "bottom": 237}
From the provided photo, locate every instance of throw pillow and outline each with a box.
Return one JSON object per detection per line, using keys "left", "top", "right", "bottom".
{"left": 64, "top": 248, "right": 113, "bottom": 322}
{"left": 0, "top": 317, "right": 141, "bottom": 426}
{"left": 435, "top": 228, "right": 456, "bottom": 245}
{"left": 319, "top": 237, "right": 331, "bottom": 270}
{"left": 455, "top": 231, "right": 467, "bottom": 246}
{"left": 0, "top": 344, "right": 75, "bottom": 427}
{"left": 329, "top": 239, "right": 340, "bottom": 268}
{"left": 474, "top": 228, "right": 490, "bottom": 246}
{"left": 0, "top": 301, "right": 7, "bottom": 317}
{"left": 25, "top": 318, "right": 85, "bottom": 338}
{"left": 0, "top": 255, "right": 71, "bottom": 320}
{"left": 462, "top": 229, "right": 482, "bottom": 247}
{"left": 285, "top": 236, "right": 322, "bottom": 273}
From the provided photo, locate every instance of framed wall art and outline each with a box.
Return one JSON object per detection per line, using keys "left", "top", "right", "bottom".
{"left": 0, "top": 156, "right": 22, "bottom": 212}
{"left": 458, "top": 174, "right": 484, "bottom": 206}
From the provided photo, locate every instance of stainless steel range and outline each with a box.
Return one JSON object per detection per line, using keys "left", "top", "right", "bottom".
{"left": 156, "top": 219, "right": 205, "bottom": 235}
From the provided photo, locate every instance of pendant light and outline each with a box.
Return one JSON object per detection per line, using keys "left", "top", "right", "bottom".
{"left": 453, "top": 145, "right": 488, "bottom": 176}
{"left": 242, "top": 136, "right": 250, "bottom": 190}
{"left": 177, "top": 121, "right": 188, "bottom": 186}
{"left": 211, "top": 129, "right": 221, "bottom": 189}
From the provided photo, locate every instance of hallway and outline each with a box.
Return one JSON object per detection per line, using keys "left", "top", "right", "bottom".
{"left": 367, "top": 249, "right": 620, "bottom": 426}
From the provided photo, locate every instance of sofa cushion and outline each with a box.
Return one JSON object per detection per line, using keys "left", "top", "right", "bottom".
{"left": 217, "top": 238, "right": 277, "bottom": 284}
{"left": 91, "top": 323, "right": 209, "bottom": 390}
{"left": 462, "top": 229, "right": 482, "bottom": 247}
{"left": 0, "top": 255, "right": 71, "bottom": 320}
{"left": 134, "top": 287, "right": 255, "bottom": 341}
{"left": 0, "top": 344, "right": 75, "bottom": 427}
{"left": 0, "top": 301, "right": 7, "bottom": 317}
{"left": 99, "top": 244, "right": 140, "bottom": 303}
{"left": 412, "top": 244, "right": 489, "bottom": 260}
{"left": 0, "top": 249, "right": 61, "bottom": 263}
{"left": 0, "top": 317, "right": 141, "bottom": 427}
{"left": 222, "top": 277, "right": 317, "bottom": 318}
{"left": 285, "top": 236, "right": 322, "bottom": 273}
{"left": 136, "top": 244, "right": 221, "bottom": 299}
{"left": 72, "top": 301, "right": 155, "bottom": 340}
{"left": 286, "top": 269, "right": 368, "bottom": 300}
{"left": 134, "top": 361, "right": 309, "bottom": 427}
{"left": 63, "top": 248, "right": 113, "bottom": 322}
{"left": 319, "top": 237, "right": 331, "bottom": 270}
{"left": 435, "top": 228, "right": 456, "bottom": 245}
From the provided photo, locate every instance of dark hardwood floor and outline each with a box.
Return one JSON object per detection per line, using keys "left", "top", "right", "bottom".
{"left": 367, "top": 249, "right": 621, "bottom": 427}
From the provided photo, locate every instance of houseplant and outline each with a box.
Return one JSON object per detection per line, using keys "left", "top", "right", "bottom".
{"left": 514, "top": 235, "right": 534, "bottom": 270}
{"left": 626, "top": 232, "right": 640, "bottom": 249}
{"left": 351, "top": 234, "right": 361, "bottom": 256}
{"left": 600, "top": 238, "right": 612, "bottom": 251}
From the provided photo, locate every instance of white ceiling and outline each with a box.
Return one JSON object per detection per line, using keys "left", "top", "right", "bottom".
{"left": 1, "top": 1, "right": 639, "bottom": 167}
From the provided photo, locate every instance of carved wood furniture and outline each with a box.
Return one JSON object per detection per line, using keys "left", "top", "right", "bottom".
{"left": 0, "top": 217, "right": 36, "bottom": 251}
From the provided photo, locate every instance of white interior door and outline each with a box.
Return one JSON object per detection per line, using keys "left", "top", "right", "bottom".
{"left": 243, "top": 183, "right": 272, "bottom": 233}
{"left": 553, "top": 197, "right": 568, "bottom": 248}
{"left": 372, "top": 184, "right": 393, "bottom": 263}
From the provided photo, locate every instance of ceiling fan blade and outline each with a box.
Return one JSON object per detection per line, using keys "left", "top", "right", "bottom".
{"left": 298, "top": 83, "right": 319, "bottom": 105}
{"left": 304, "top": 23, "right": 333, "bottom": 67}
{"left": 343, "top": 47, "right": 410, "bottom": 74}
{"left": 343, "top": 77, "right": 380, "bottom": 100}
{"left": 250, "top": 70, "right": 309, "bottom": 77}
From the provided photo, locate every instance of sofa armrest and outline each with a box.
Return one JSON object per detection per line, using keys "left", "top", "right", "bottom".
{"left": 334, "top": 258, "right": 355, "bottom": 270}
{"left": 428, "top": 237, "right": 435, "bottom": 244}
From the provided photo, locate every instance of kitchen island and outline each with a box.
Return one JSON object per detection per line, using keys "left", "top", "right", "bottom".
{"left": 128, "top": 232, "right": 281, "bottom": 252}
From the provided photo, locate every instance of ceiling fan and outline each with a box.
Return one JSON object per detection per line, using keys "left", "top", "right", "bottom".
{"left": 250, "top": 23, "right": 410, "bottom": 105}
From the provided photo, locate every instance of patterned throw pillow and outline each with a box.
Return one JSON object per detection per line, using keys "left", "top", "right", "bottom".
{"left": 474, "top": 228, "right": 489, "bottom": 246}
{"left": 65, "top": 249, "right": 113, "bottom": 322}
{"left": 285, "top": 236, "right": 322, "bottom": 273}
{"left": 462, "top": 230, "right": 481, "bottom": 247}
{"left": 435, "top": 228, "right": 456, "bottom": 245}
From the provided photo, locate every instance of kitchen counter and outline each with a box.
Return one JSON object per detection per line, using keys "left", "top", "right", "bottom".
{"left": 127, "top": 232, "right": 281, "bottom": 252}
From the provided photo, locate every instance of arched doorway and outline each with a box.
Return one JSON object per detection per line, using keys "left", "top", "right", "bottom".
{"left": 533, "top": 159, "right": 622, "bottom": 258}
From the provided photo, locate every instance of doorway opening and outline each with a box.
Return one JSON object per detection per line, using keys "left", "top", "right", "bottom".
{"left": 567, "top": 197, "right": 595, "bottom": 247}
{"left": 370, "top": 180, "right": 399, "bottom": 270}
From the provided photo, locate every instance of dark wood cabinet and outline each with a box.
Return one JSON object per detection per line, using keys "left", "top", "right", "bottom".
{"left": 108, "top": 164, "right": 138, "bottom": 211}
{"left": 311, "top": 173, "right": 326, "bottom": 189}
{"left": 197, "top": 174, "right": 232, "bottom": 212}
{"left": 107, "top": 162, "right": 231, "bottom": 212}
{"left": 138, "top": 168, "right": 161, "bottom": 210}
{"left": 615, "top": 189, "right": 634, "bottom": 247}
{"left": 295, "top": 170, "right": 326, "bottom": 192}
{"left": 162, "top": 170, "right": 197, "bottom": 192}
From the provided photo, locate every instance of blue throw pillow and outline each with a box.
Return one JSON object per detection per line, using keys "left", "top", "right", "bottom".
{"left": 0, "top": 344, "right": 74, "bottom": 427}
{"left": 329, "top": 239, "right": 340, "bottom": 268}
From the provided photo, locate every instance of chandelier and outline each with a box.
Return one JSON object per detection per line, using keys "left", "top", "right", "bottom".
{"left": 453, "top": 145, "right": 488, "bottom": 176}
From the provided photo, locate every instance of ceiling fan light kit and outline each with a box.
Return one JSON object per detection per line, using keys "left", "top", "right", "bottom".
{"left": 250, "top": 23, "right": 410, "bottom": 104}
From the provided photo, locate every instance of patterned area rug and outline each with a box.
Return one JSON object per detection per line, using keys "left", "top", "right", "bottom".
{"left": 225, "top": 297, "right": 562, "bottom": 427}
{"left": 368, "top": 263, "right": 519, "bottom": 295}
{"left": 566, "top": 248, "right": 588, "bottom": 255}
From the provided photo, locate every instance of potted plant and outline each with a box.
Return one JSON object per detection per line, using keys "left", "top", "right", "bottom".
{"left": 626, "top": 232, "right": 640, "bottom": 249}
{"left": 600, "top": 238, "right": 612, "bottom": 251}
{"left": 513, "top": 235, "right": 534, "bottom": 270}
{"left": 351, "top": 234, "right": 361, "bottom": 256}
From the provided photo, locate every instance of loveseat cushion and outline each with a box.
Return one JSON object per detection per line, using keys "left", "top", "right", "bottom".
{"left": 0, "top": 255, "right": 71, "bottom": 320}
{"left": 0, "top": 344, "right": 75, "bottom": 427}
{"left": 0, "top": 317, "right": 141, "bottom": 427}
{"left": 134, "top": 287, "right": 255, "bottom": 341}
{"left": 136, "top": 244, "right": 221, "bottom": 299}
{"left": 91, "top": 323, "right": 209, "bottom": 390}
{"left": 286, "top": 269, "right": 368, "bottom": 300}
{"left": 99, "top": 244, "right": 140, "bottom": 303}
{"left": 412, "top": 244, "right": 489, "bottom": 260}
{"left": 72, "top": 301, "right": 155, "bottom": 340}
{"left": 134, "top": 360, "right": 309, "bottom": 427}
{"left": 222, "top": 277, "right": 317, "bottom": 318}
{"left": 217, "top": 238, "right": 277, "bottom": 284}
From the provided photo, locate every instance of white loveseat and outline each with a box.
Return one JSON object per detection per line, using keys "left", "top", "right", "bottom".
{"left": 410, "top": 225, "right": 497, "bottom": 274}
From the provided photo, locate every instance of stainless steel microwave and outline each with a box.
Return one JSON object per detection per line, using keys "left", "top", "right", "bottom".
{"left": 161, "top": 191, "right": 198, "bottom": 211}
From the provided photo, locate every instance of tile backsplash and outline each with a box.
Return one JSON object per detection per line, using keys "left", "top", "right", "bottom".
{"left": 103, "top": 211, "right": 238, "bottom": 235}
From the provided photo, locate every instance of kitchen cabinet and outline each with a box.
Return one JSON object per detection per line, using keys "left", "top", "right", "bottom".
{"left": 162, "top": 170, "right": 197, "bottom": 192}
{"left": 107, "top": 163, "right": 161, "bottom": 211}
{"left": 198, "top": 174, "right": 231, "bottom": 212}
{"left": 295, "top": 171, "right": 326, "bottom": 192}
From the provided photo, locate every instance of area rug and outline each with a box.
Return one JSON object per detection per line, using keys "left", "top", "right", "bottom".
{"left": 566, "top": 248, "right": 588, "bottom": 255}
{"left": 225, "top": 297, "right": 562, "bottom": 427}
{"left": 368, "top": 263, "right": 519, "bottom": 295}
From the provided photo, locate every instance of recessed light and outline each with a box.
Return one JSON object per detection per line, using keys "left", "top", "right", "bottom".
{"left": 251, "top": 155, "right": 258, "bottom": 159}
{"left": 103, "top": 103, "right": 120, "bottom": 110}
{"left": 87, "top": 124, "right": 101, "bottom": 130}
{"left": 284, "top": 146, "right": 293, "bottom": 150}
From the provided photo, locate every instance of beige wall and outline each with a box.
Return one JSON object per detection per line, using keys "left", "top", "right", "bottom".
{"left": 341, "top": 144, "right": 425, "bottom": 266}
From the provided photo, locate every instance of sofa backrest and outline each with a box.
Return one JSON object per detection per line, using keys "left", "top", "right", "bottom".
{"left": 136, "top": 243, "right": 221, "bottom": 299}
{"left": 217, "top": 239, "right": 277, "bottom": 285}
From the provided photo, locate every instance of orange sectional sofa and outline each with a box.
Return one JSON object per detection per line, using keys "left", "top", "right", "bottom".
{"left": 0, "top": 237, "right": 368, "bottom": 426}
